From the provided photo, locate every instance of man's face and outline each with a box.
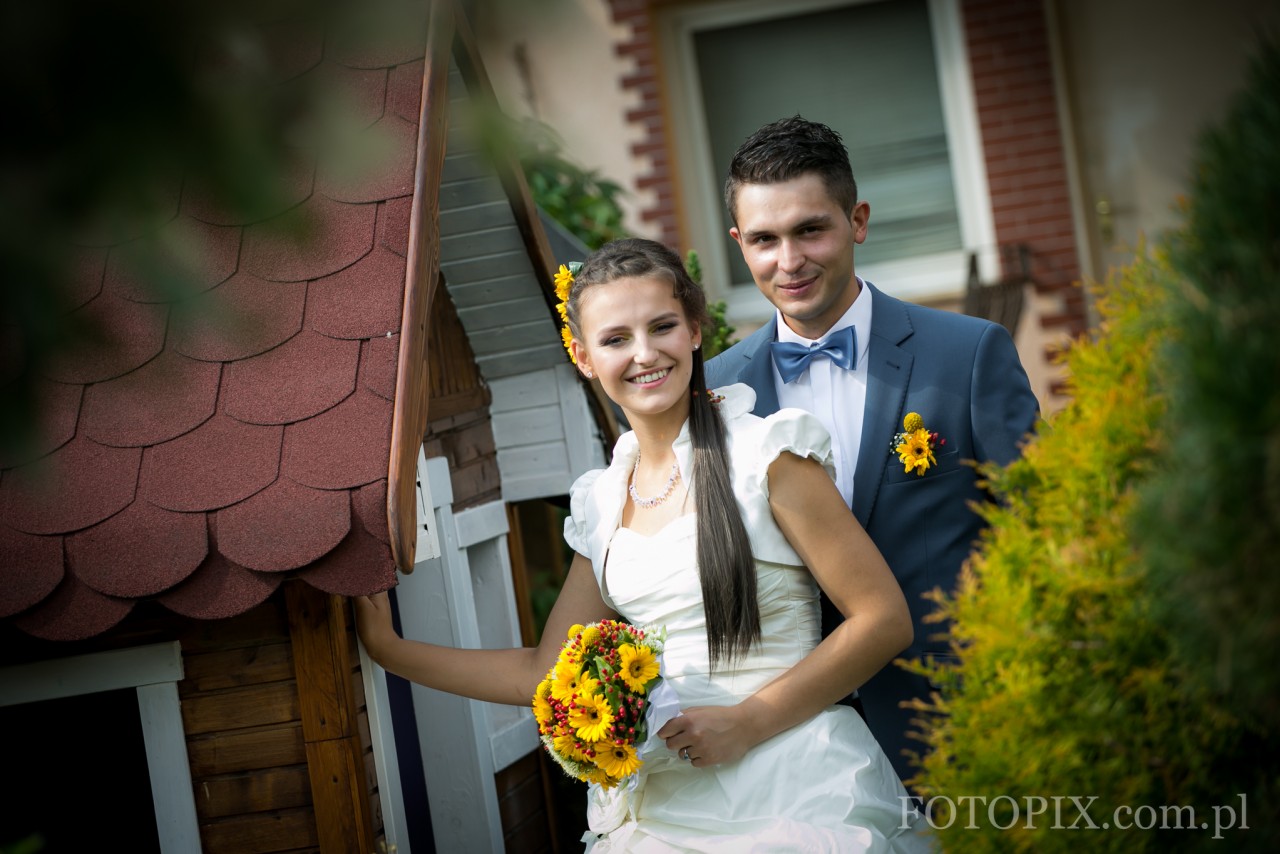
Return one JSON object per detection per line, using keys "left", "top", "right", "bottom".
{"left": 730, "top": 173, "right": 870, "bottom": 340}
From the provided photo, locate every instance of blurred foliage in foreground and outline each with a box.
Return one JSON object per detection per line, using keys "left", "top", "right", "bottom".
{"left": 905, "top": 40, "right": 1279, "bottom": 852}
{"left": 0, "top": 0, "right": 404, "bottom": 459}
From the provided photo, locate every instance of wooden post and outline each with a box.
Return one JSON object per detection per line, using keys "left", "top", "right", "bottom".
{"left": 286, "top": 581, "right": 376, "bottom": 853}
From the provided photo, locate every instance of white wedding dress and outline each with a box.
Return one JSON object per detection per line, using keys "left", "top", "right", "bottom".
{"left": 565, "top": 385, "right": 931, "bottom": 853}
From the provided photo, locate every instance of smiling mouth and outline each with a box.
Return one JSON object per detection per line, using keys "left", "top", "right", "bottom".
{"left": 779, "top": 277, "right": 816, "bottom": 291}
{"left": 627, "top": 368, "right": 671, "bottom": 384}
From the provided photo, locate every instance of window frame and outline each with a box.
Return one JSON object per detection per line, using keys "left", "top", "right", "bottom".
{"left": 0, "top": 642, "right": 202, "bottom": 853}
{"left": 656, "top": 0, "right": 996, "bottom": 318}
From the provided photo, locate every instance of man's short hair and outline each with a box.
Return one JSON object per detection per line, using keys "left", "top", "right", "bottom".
{"left": 724, "top": 116, "right": 858, "bottom": 224}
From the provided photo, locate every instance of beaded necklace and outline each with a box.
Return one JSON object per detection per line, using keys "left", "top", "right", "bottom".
{"left": 628, "top": 453, "right": 681, "bottom": 508}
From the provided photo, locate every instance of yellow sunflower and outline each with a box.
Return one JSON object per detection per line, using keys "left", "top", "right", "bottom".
{"left": 553, "top": 730, "right": 591, "bottom": 763}
{"left": 596, "top": 742, "right": 642, "bottom": 779}
{"left": 532, "top": 680, "right": 554, "bottom": 729}
{"left": 551, "top": 661, "right": 584, "bottom": 703}
{"left": 896, "top": 428, "right": 936, "bottom": 476}
{"left": 617, "top": 643, "right": 660, "bottom": 693}
{"left": 560, "top": 325, "right": 577, "bottom": 364}
{"left": 583, "top": 764, "right": 616, "bottom": 788}
{"left": 554, "top": 264, "right": 574, "bottom": 302}
{"left": 569, "top": 693, "right": 615, "bottom": 742}
{"left": 577, "top": 673, "right": 601, "bottom": 699}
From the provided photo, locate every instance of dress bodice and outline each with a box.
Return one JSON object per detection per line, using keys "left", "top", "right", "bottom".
{"left": 604, "top": 516, "right": 821, "bottom": 708}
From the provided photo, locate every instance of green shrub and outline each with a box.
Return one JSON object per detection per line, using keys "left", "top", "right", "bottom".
{"left": 905, "top": 39, "right": 1280, "bottom": 853}
{"left": 904, "top": 254, "right": 1230, "bottom": 852}
{"left": 1132, "top": 40, "right": 1280, "bottom": 844}
{"left": 517, "top": 117, "right": 629, "bottom": 250}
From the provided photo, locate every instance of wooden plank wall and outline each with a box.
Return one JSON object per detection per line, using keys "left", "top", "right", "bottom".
{"left": 180, "top": 588, "right": 382, "bottom": 854}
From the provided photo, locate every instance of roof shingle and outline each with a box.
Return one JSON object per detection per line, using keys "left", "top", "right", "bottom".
{"left": 81, "top": 349, "right": 220, "bottom": 447}
{"left": 66, "top": 500, "right": 207, "bottom": 597}
{"left": 222, "top": 329, "right": 359, "bottom": 425}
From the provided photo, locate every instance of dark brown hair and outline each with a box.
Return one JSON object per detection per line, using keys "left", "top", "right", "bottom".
{"left": 724, "top": 115, "right": 858, "bottom": 225}
{"left": 566, "top": 238, "right": 759, "bottom": 668}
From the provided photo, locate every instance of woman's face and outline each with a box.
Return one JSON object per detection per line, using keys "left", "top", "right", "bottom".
{"left": 571, "top": 274, "right": 702, "bottom": 424}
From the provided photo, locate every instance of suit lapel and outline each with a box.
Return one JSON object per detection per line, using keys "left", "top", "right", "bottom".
{"left": 734, "top": 318, "right": 781, "bottom": 416}
{"left": 851, "top": 284, "right": 914, "bottom": 527}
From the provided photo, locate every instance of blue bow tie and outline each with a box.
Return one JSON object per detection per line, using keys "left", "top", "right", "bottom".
{"left": 770, "top": 325, "right": 857, "bottom": 384}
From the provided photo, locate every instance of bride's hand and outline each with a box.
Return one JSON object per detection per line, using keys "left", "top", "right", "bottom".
{"left": 657, "top": 705, "right": 760, "bottom": 767}
{"left": 353, "top": 590, "right": 398, "bottom": 659}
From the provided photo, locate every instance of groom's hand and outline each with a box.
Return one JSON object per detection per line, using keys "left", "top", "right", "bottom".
{"left": 657, "top": 705, "right": 759, "bottom": 767}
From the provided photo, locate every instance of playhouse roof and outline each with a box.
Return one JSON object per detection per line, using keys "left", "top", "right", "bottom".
{"left": 0, "top": 6, "right": 450, "bottom": 641}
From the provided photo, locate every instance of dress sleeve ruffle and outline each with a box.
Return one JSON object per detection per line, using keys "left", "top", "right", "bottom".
{"left": 754, "top": 407, "right": 837, "bottom": 498}
{"left": 564, "top": 468, "right": 605, "bottom": 558}
{"left": 719, "top": 405, "right": 837, "bottom": 568}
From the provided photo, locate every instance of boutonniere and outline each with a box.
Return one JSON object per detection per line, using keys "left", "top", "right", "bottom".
{"left": 890, "top": 412, "right": 946, "bottom": 476}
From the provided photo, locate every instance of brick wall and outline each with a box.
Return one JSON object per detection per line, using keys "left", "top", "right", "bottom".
{"left": 609, "top": 0, "right": 680, "bottom": 247}
{"left": 963, "top": 0, "right": 1087, "bottom": 338}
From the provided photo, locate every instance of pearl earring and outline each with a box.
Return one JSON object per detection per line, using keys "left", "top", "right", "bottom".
{"left": 584, "top": 369, "right": 593, "bottom": 378}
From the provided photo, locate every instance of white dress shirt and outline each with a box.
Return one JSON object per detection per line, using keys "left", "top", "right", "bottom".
{"left": 772, "top": 278, "right": 873, "bottom": 507}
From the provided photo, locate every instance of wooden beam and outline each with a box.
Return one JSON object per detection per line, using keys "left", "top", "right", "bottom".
{"left": 285, "top": 582, "right": 375, "bottom": 853}
{"left": 387, "top": 0, "right": 457, "bottom": 572}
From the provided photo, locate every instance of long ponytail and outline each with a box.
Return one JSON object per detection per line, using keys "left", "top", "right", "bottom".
{"left": 688, "top": 353, "right": 760, "bottom": 668}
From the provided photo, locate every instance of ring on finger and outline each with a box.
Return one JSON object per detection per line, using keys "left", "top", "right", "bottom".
{"left": 679, "top": 747, "right": 691, "bottom": 761}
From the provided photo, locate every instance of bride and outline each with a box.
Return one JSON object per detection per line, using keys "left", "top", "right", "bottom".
{"left": 355, "top": 238, "right": 930, "bottom": 851}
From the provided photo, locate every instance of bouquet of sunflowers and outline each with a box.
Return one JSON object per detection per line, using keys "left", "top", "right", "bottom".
{"left": 532, "top": 619, "right": 675, "bottom": 789}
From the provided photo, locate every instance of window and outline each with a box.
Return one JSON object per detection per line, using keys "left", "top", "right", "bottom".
{"left": 658, "top": 0, "right": 995, "bottom": 317}
{"left": 0, "top": 643, "right": 201, "bottom": 853}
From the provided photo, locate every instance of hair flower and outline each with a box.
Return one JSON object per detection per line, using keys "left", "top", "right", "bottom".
{"left": 890, "top": 411, "right": 945, "bottom": 476}
{"left": 554, "top": 262, "right": 582, "bottom": 364}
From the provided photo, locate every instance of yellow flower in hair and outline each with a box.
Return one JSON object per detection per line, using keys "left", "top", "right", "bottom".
{"left": 618, "top": 643, "right": 660, "bottom": 693}
{"left": 569, "top": 692, "right": 615, "bottom": 742}
{"left": 561, "top": 325, "right": 577, "bottom": 364}
{"left": 554, "top": 264, "right": 574, "bottom": 302}
{"left": 596, "top": 742, "right": 642, "bottom": 779}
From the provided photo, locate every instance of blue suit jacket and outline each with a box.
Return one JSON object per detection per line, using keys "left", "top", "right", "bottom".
{"left": 706, "top": 282, "right": 1038, "bottom": 656}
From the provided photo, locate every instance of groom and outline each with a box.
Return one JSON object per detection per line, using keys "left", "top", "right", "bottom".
{"left": 706, "top": 117, "right": 1039, "bottom": 783}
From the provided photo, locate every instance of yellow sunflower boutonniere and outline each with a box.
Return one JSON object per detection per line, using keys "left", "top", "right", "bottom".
{"left": 532, "top": 619, "right": 677, "bottom": 789}
{"left": 891, "top": 411, "right": 947, "bottom": 476}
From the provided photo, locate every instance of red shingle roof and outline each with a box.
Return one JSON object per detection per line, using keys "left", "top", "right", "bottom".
{"left": 0, "top": 15, "right": 434, "bottom": 641}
